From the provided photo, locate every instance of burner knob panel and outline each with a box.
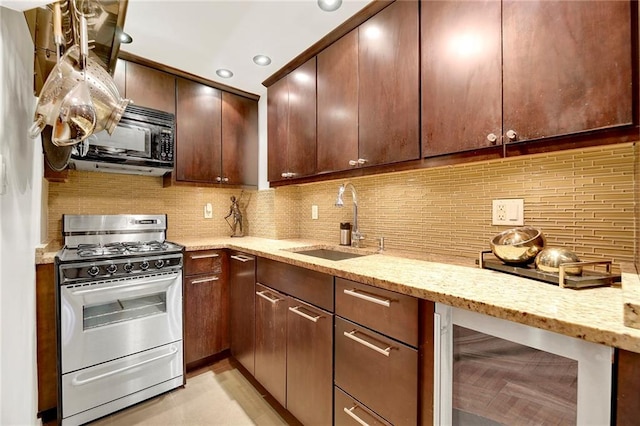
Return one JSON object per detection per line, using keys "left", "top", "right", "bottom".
{"left": 123, "top": 263, "right": 134, "bottom": 273}
{"left": 106, "top": 264, "right": 118, "bottom": 274}
{"left": 88, "top": 265, "right": 100, "bottom": 277}
{"left": 140, "top": 261, "right": 149, "bottom": 271}
{"left": 155, "top": 259, "right": 165, "bottom": 269}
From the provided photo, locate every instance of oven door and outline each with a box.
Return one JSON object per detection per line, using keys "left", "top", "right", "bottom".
{"left": 60, "top": 270, "right": 182, "bottom": 374}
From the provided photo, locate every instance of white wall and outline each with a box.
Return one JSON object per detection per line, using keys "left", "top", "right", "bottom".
{"left": 0, "top": 6, "right": 43, "bottom": 425}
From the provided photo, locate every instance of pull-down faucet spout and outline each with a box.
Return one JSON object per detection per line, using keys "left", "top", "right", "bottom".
{"left": 335, "top": 182, "right": 363, "bottom": 247}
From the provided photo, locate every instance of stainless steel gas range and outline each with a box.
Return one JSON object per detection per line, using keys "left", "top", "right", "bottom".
{"left": 55, "top": 214, "right": 184, "bottom": 426}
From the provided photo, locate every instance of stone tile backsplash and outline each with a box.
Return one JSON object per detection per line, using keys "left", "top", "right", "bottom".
{"left": 48, "top": 142, "right": 636, "bottom": 269}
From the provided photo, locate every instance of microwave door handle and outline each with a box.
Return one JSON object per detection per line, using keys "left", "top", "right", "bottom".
{"left": 68, "top": 274, "right": 178, "bottom": 296}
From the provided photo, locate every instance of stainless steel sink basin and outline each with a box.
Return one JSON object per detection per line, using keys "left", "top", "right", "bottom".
{"left": 286, "top": 245, "right": 375, "bottom": 261}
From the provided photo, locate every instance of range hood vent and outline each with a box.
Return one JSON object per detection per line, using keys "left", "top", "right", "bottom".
{"left": 25, "top": 0, "right": 128, "bottom": 96}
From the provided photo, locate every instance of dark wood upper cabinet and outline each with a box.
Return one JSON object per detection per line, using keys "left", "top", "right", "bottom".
{"left": 175, "top": 78, "right": 222, "bottom": 183}
{"left": 267, "top": 58, "right": 317, "bottom": 182}
{"left": 317, "top": 29, "right": 359, "bottom": 174}
{"left": 267, "top": 76, "right": 290, "bottom": 183}
{"left": 502, "top": 0, "right": 633, "bottom": 143}
{"left": 221, "top": 92, "right": 258, "bottom": 186}
{"left": 421, "top": 0, "right": 502, "bottom": 157}
{"left": 114, "top": 59, "right": 176, "bottom": 114}
{"left": 422, "top": 0, "right": 634, "bottom": 157}
{"left": 358, "top": 0, "right": 420, "bottom": 166}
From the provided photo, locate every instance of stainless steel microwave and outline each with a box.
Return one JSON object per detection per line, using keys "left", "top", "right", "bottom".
{"left": 70, "top": 105, "right": 175, "bottom": 176}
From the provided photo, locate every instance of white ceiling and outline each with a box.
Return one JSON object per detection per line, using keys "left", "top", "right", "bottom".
{"left": 122, "top": 0, "right": 373, "bottom": 97}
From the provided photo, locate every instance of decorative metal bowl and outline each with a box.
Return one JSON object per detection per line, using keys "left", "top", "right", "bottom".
{"left": 535, "top": 247, "right": 582, "bottom": 275}
{"left": 490, "top": 226, "right": 545, "bottom": 265}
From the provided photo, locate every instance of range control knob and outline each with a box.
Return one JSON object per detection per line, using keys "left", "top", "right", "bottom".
{"left": 88, "top": 265, "right": 100, "bottom": 277}
{"left": 140, "top": 260, "right": 150, "bottom": 271}
{"left": 155, "top": 259, "right": 165, "bottom": 269}
{"left": 106, "top": 264, "right": 118, "bottom": 274}
{"left": 123, "top": 263, "right": 134, "bottom": 273}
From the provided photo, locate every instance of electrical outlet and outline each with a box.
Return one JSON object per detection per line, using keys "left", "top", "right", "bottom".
{"left": 311, "top": 205, "right": 319, "bottom": 220}
{"left": 204, "top": 203, "right": 213, "bottom": 219}
{"left": 492, "top": 199, "right": 524, "bottom": 226}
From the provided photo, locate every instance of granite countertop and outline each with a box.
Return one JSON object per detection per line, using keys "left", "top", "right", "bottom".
{"left": 37, "top": 236, "right": 640, "bottom": 353}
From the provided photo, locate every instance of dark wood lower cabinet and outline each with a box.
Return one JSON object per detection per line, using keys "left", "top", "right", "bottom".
{"left": 36, "top": 263, "right": 57, "bottom": 416}
{"left": 286, "top": 298, "right": 333, "bottom": 426}
{"left": 184, "top": 250, "right": 229, "bottom": 367}
{"left": 229, "top": 252, "right": 256, "bottom": 375}
{"left": 254, "top": 284, "right": 288, "bottom": 407}
{"left": 616, "top": 349, "right": 640, "bottom": 425}
{"left": 335, "top": 386, "right": 391, "bottom": 426}
{"left": 335, "top": 317, "right": 418, "bottom": 425}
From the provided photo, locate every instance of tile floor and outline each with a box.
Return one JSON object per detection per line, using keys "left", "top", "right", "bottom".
{"left": 89, "top": 358, "right": 293, "bottom": 425}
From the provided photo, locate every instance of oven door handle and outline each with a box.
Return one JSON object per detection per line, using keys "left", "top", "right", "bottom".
{"left": 71, "top": 345, "right": 179, "bottom": 386}
{"left": 68, "top": 273, "right": 179, "bottom": 296}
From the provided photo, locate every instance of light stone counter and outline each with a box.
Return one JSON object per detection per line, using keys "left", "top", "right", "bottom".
{"left": 38, "top": 236, "right": 640, "bottom": 352}
{"left": 177, "top": 236, "right": 640, "bottom": 353}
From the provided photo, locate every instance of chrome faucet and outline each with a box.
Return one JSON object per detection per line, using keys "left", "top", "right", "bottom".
{"left": 335, "top": 182, "right": 364, "bottom": 247}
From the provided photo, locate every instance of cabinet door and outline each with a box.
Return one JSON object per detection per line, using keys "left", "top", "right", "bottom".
{"left": 286, "top": 298, "right": 333, "bottom": 426}
{"left": 287, "top": 57, "right": 317, "bottom": 179}
{"left": 421, "top": 0, "right": 502, "bottom": 157}
{"left": 317, "top": 29, "right": 359, "bottom": 174}
{"left": 184, "top": 271, "right": 229, "bottom": 365}
{"left": 221, "top": 93, "right": 258, "bottom": 186}
{"left": 229, "top": 252, "right": 256, "bottom": 375}
{"left": 254, "top": 284, "right": 287, "bottom": 406}
{"left": 359, "top": 0, "right": 420, "bottom": 166}
{"left": 502, "top": 1, "right": 633, "bottom": 143}
{"left": 267, "top": 76, "right": 289, "bottom": 182}
{"left": 123, "top": 61, "right": 176, "bottom": 114}
{"left": 175, "top": 78, "right": 222, "bottom": 183}
{"left": 36, "top": 264, "right": 57, "bottom": 414}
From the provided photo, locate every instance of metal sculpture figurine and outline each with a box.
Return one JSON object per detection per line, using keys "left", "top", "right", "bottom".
{"left": 224, "top": 194, "right": 244, "bottom": 237}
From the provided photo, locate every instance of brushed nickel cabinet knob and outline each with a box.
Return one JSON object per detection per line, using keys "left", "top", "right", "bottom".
{"left": 506, "top": 129, "right": 517, "bottom": 141}
{"left": 487, "top": 133, "right": 498, "bottom": 144}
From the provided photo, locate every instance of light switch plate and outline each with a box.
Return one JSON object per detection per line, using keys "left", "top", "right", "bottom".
{"left": 492, "top": 199, "right": 524, "bottom": 226}
{"left": 311, "top": 205, "right": 319, "bottom": 220}
{"left": 204, "top": 203, "right": 213, "bottom": 219}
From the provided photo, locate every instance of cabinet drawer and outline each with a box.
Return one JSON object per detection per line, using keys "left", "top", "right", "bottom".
{"left": 184, "top": 250, "right": 223, "bottom": 275}
{"left": 257, "top": 257, "right": 333, "bottom": 311}
{"left": 335, "top": 317, "right": 418, "bottom": 425}
{"left": 335, "top": 386, "right": 391, "bottom": 426}
{"left": 335, "top": 278, "right": 418, "bottom": 347}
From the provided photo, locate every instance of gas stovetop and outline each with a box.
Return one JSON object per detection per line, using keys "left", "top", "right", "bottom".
{"left": 58, "top": 240, "right": 183, "bottom": 263}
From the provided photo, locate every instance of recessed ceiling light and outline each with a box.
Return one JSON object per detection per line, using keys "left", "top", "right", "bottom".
{"left": 119, "top": 31, "right": 133, "bottom": 44}
{"left": 253, "top": 55, "right": 272, "bottom": 66}
{"left": 216, "top": 69, "right": 233, "bottom": 78}
{"left": 318, "top": 0, "right": 342, "bottom": 12}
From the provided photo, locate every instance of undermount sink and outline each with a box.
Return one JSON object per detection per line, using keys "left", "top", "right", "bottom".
{"left": 287, "top": 245, "right": 375, "bottom": 261}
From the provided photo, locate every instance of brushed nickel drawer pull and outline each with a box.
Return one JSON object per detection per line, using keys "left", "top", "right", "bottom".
{"left": 190, "top": 276, "right": 219, "bottom": 284}
{"left": 190, "top": 253, "right": 220, "bottom": 259}
{"left": 230, "top": 254, "right": 254, "bottom": 262}
{"left": 288, "top": 306, "right": 321, "bottom": 323}
{"left": 256, "top": 290, "right": 281, "bottom": 304}
{"left": 343, "top": 330, "right": 392, "bottom": 357}
{"left": 343, "top": 406, "right": 370, "bottom": 426}
{"left": 343, "top": 288, "right": 391, "bottom": 307}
